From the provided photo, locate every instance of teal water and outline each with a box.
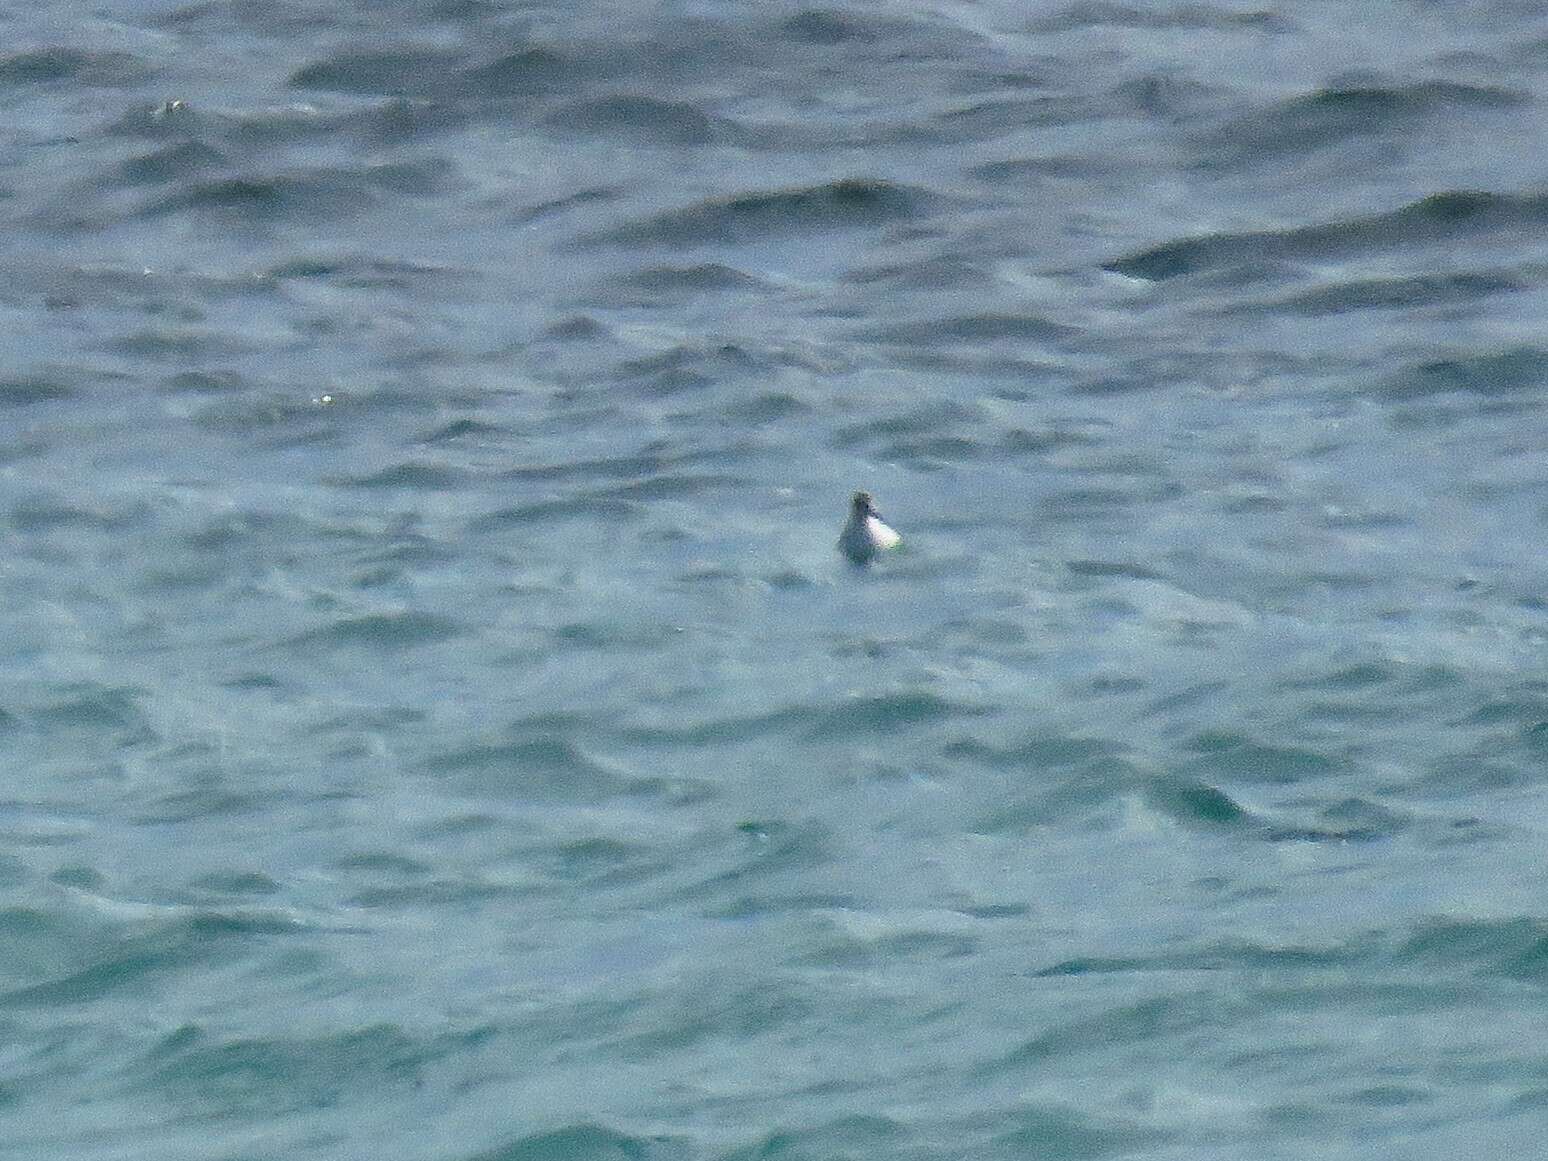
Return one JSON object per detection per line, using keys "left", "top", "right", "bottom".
{"left": 4, "top": 1, "right": 1548, "bottom": 1157}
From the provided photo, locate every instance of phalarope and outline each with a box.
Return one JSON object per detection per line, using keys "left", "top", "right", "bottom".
{"left": 838, "top": 490, "right": 901, "bottom": 566}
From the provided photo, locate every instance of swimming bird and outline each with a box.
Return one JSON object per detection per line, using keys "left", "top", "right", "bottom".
{"left": 838, "top": 491, "right": 901, "bottom": 566}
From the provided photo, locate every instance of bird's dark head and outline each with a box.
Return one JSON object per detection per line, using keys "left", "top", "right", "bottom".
{"left": 852, "top": 491, "right": 876, "bottom": 515}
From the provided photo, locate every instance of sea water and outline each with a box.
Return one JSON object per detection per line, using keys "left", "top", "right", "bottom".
{"left": 4, "top": 2, "right": 1548, "bottom": 1158}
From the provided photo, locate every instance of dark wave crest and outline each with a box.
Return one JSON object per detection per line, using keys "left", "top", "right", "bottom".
{"left": 1106, "top": 190, "right": 1548, "bottom": 280}
{"left": 582, "top": 178, "right": 933, "bottom": 247}
{"left": 542, "top": 94, "right": 723, "bottom": 146}
{"left": 1380, "top": 346, "right": 1548, "bottom": 400}
{"left": 1202, "top": 80, "right": 1527, "bottom": 165}
{"left": 0, "top": 47, "right": 154, "bottom": 88}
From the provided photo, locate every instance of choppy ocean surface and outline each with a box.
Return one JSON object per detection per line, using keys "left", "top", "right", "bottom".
{"left": 5, "top": 1, "right": 1548, "bottom": 1157}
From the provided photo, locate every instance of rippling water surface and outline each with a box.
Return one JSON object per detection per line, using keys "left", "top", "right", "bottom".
{"left": 5, "top": 1, "right": 1548, "bottom": 1157}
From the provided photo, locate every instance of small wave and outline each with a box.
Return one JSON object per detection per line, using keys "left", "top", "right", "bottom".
{"left": 611, "top": 342, "right": 775, "bottom": 395}
{"left": 779, "top": 8, "right": 908, "bottom": 44}
{"left": 346, "top": 96, "right": 468, "bottom": 144}
{"left": 188, "top": 871, "right": 281, "bottom": 898}
{"left": 692, "top": 819, "right": 839, "bottom": 888}
{"left": 1, "top": 439, "right": 43, "bottom": 467}
{"left": 1144, "top": 775, "right": 1250, "bottom": 827}
{"left": 832, "top": 401, "right": 979, "bottom": 447}
{"left": 475, "top": 495, "right": 640, "bottom": 527}
{"left": 1314, "top": 797, "right": 1409, "bottom": 839}
{"left": 289, "top": 611, "right": 464, "bottom": 651}
{"left": 1280, "top": 661, "right": 1395, "bottom": 692}
{"left": 11, "top": 494, "right": 149, "bottom": 533}
{"left": 459, "top": 47, "right": 575, "bottom": 97}
{"left": 551, "top": 618, "right": 666, "bottom": 650}
{"left": 621, "top": 263, "right": 767, "bottom": 293}
{"left": 0, "top": 47, "right": 154, "bottom": 88}
{"left": 979, "top": 990, "right": 1231, "bottom": 1079}
{"left": 267, "top": 252, "right": 465, "bottom": 290}
{"left": 1379, "top": 346, "right": 1548, "bottom": 401}
{"left": 111, "top": 99, "right": 347, "bottom": 151}
{"left": 1202, "top": 81, "right": 1528, "bottom": 165}
{"left": 970, "top": 155, "right": 1110, "bottom": 184}
{"left": 991, "top": 1105, "right": 1165, "bottom": 1157}
{"left": 767, "top": 6, "right": 987, "bottom": 66}
{"left": 542, "top": 94, "right": 722, "bottom": 145}
{"left": 118, "top": 141, "right": 229, "bottom": 186}
{"left": 359, "top": 157, "right": 458, "bottom": 196}
{"left": 136, "top": 783, "right": 271, "bottom": 826}
{"left": 181, "top": 510, "right": 292, "bottom": 553}
{"left": 467, "top": 1124, "right": 657, "bottom": 1161}
{"left": 597, "top": 472, "right": 744, "bottom": 500}
{"left": 103, "top": 328, "right": 257, "bottom": 361}
{"left": 1, "top": 949, "right": 169, "bottom": 1009}
{"left": 831, "top": 403, "right": 991, "bottom": 466}
{"left": 1038, "top": 482, "right": 1185, "bottom": 521}
{"left": 543, "top": 314, "right": 610, "bottom": 342}
{"left": 1396, "top": 917, "right": 1548, "bottom": 983}
{"left": 541, "top": 837, "right": 654, "bottom": 886}
{"left": 732, "top": 391, "right": 810, "bottom": 423}
{"left": 619, "top": 706, "right": 810, "bottom": 747}
{"left": 850, "top": 313, "right": 1078, "bottom": 345}
{"left": 162, "top": 369, "right": 246, "bottom": 395}
{"left": 142, "top": 1023, "right": 444, "bottom": 1116}
{"left": 844, "top": 253, "right": 994, "bottom": 289}
{"left": 623, "top": 774, "right": 717, "bottom": 806}
{"left": 966, "top": 756, "right": 1135, "bottom": 833}
{"left": 0, "top": 377, "right": 72, "bottom": 407}
{"left": 1066, "top": 559, "right": 1166, "bottom": 581}
{"left": 1028, "top": 3, "right": 1292, "bottom": 33}
{"left": 513, "top": 185, "right": 623, "bottom": 225}
{"left": 33, "top": 683, "right": 150, "bottom": 733}
{"left": 144, "top": 172, "right": 379, "bottom": 221}
{"left": 1463, "top": 691, "right": 1548, "bottom": 730}
{"left": 289, "top": 48, "right": 463, "bottom": 96}
{"left": 1246, "top": 271, "right": 1524, "bottom": 316}
{"left": 932, "top": 95, "right": 1096, "bottom": 141}
{"left": 883, "top": 434, "right": 988, "bottom": 466}
{"left": 1180, "top": 729, "right": 1342, "bottom": 784}
{"left": 1105, "top": 190, "right": 1548, "bottom": 281}
{"left": 421, "top": 736, "right": 629, "bottom": 802}
{"left": 1408, "top": 753, "right": 1541, "bottom": 799}
{"left": 582, "top": 177, "right": 932, "bottom": 248}
{"left": 1033, "top": 936, "right": 1371, "bottom": 978}
{"left": 1144, "top": 775, "right": 1399, "bottom": 842}
{"left": 503, "top": 449, "right": 694, "bottom": 485}
{"left": 804, "top": 922, "right": 980, "bottom": 968}
{"left": 417, "top": 418, "right": 509, "bottom": 444}
{"left": 335, "top": 851, "right": 434, "bottom": 878}
{"left": 806, "top": 691, "right": 991, "bottom": 739}
{"left": 1003, "top": 426, "right": 1102, "bottom": 456}
{"left": 188, "top": 392, "right": 339, "bottom": 437}
{"left": 1112, "top": 72, "right": 1220, "bottom": 118}
{"left": 0, "top": 906, "right": 304, "bottom": 1010}
{"left": 334, "top": 462, "right": 471, "bottom": 490}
